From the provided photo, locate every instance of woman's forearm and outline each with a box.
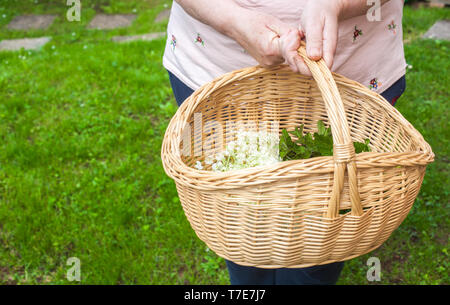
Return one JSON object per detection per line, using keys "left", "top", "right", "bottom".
{"left": 174, "top": 0, "right": 246, "bottom": 39}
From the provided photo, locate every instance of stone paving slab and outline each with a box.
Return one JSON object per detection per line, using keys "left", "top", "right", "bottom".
{"left": 112, "top": 32, "right": 166, "bottom": 43}
{"left": 0, "top": 37, "right": 52, "bottom": 51}
{"left": 422, "top": 20, "right": 450, "bottom": 40}
{"left": 154, "top": 9, "right": 170, "bottom": 23}
{"left": 7, "top": 14, "right": 56, "bottom": 30}
{"left": 412, "top": 0, "right": 449, "bottom": 8}
{"left": 430, "top": 0, "right": 450, "bottom": 6}
{"left": 88, "top": 14, "right": 136, "bottom": 30}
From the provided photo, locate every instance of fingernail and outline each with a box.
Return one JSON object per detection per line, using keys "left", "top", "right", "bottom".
{"left": 309, "top": 47, "right": 320, "bottom": 59}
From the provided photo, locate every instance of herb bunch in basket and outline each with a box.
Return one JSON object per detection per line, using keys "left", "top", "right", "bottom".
{"left": 196, "top": 120, "right": 370, "bottom": 172}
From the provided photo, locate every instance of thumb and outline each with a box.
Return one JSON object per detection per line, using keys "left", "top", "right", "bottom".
{"left": 303, "top": 17, "right": 324, "bottom": 61}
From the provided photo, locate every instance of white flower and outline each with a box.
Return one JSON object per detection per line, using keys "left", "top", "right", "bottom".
{"left": 227, "top": 141, "right": 235, "bottom": 151}
{"left": 207, "top": 129, "right": 280, "bottom": 172}
{"left": 195, "top": 161, "right": 203, "bottom": 170}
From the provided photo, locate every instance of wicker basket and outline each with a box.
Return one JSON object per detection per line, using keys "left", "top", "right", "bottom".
{"left": 161, "top": 45, "right": 434, "bottom": 268}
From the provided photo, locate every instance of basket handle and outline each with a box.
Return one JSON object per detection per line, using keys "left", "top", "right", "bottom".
{"left": 297, "top": 42, "right": 363, "bottom": 218}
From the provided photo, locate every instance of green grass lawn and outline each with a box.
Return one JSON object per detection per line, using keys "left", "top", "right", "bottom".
{"left": 0, "top": 1, "right": 448, "bottom": 284}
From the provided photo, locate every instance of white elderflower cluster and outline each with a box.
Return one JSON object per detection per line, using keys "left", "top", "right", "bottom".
{"left": 194, "top": 129, "right": 281, "bottom": 172}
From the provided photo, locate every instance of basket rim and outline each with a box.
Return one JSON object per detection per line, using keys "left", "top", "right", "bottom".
{"left": 162, "top": 151, "right": 432, "bottom": 191}
{"left": 161, "top": 65, "right": 434, "bottom": 191}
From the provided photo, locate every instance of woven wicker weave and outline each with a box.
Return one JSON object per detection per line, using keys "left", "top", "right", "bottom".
{"left": 161, "top": 45, "right": 434, "bottom": 268}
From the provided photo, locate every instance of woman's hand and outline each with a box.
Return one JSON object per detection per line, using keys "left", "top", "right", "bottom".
{"left": 229, "top": 1, "right": 345, "bottom": 76}
{"left": 299, "top": 0, "right": 342, "bottom": 69}
{"left": 297, "top": 0, "right": 389, "bottom": 69}
{"left": 229, "top": 10, "right": 311, "bottom": 75}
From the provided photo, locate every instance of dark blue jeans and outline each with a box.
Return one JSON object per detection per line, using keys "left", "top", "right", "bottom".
{"left": 169, "top": 71, "right": 405, "bottom": 107}
{"left": 167, "top": 70, "right": 405, "bottom": 285}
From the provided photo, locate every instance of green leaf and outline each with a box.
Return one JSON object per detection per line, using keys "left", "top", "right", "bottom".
{"left": 353, "top": 139, "right": 371, "bottom": 153}
{"left": 317, "top": 120, "right": 327, "bottom": 136}
{"left": 280, "top": 121, "right": 370, "bottom": 161}
{"left": 314, "top": 133, "right": 333, "bottom": 156}
{"left": 289, "top": 125, "right": 305, "bottom": 144}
